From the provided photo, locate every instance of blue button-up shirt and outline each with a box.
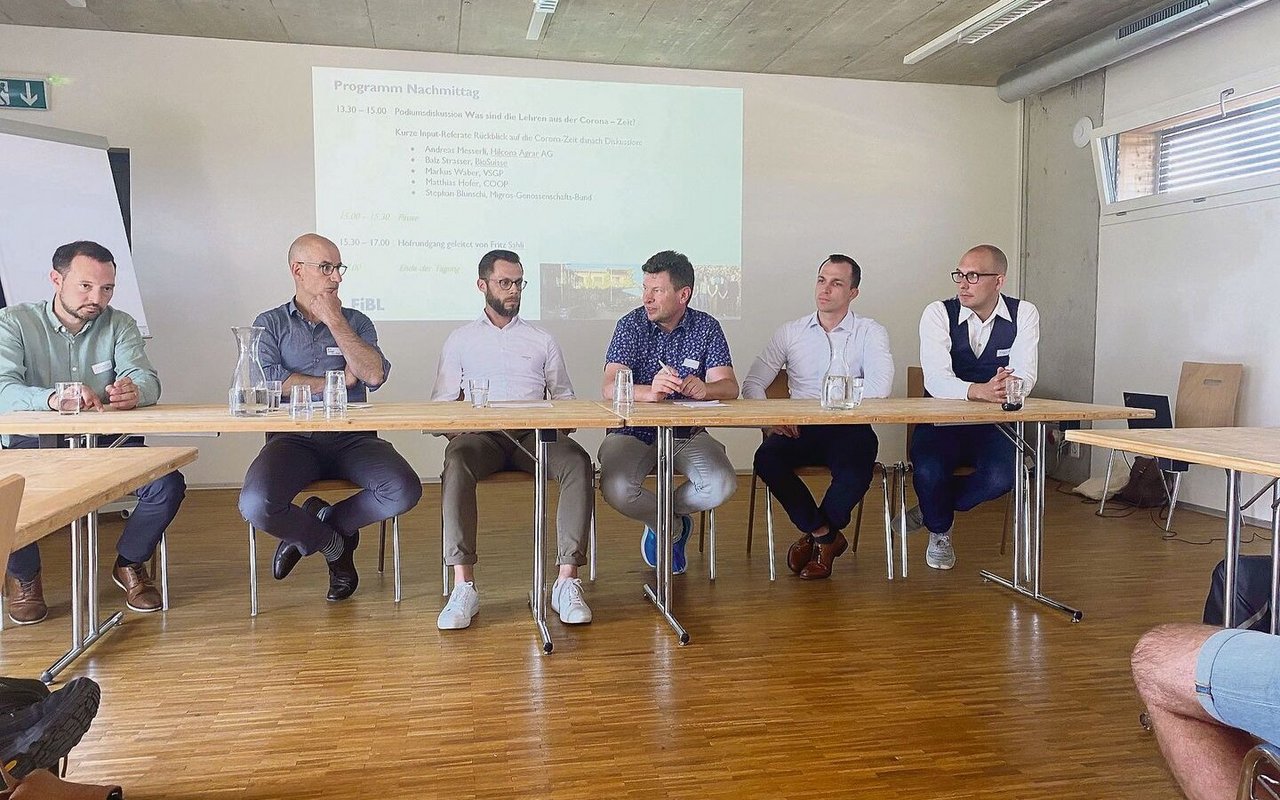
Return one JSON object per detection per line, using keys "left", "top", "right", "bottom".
{"left": 604, "top": 306, "right": 733, "bottom": 444}
{"left": 253, "top": 300, "right": 390, "bottom": 402}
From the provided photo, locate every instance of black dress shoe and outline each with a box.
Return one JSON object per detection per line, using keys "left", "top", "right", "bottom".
{"left": 272, "top": 540, "right": 303, "bottom": 581}
{"left": 326, "top": 534, "right": 359, "bottom": 602}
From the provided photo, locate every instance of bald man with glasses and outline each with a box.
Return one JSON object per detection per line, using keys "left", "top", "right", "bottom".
{"left": 237, "top": 233, "right": 423, "bottom": 603}
{"left": 896, "top": 244, "right": 1039, "bottom": 571}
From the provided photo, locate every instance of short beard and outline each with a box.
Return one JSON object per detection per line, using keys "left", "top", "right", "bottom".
{"left": 485, "top": 291, "right": 519, "bottom": 319}
{"left": 60, "top": 295, "right": 102, "bottom": 322}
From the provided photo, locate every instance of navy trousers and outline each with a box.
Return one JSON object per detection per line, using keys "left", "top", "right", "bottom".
{"left": 6, "top": 435, "right": 187, "bottom": 580}
{"left": 753, "top": 424, "right": 879, "bottom": 535}
{"left": 237, "top": 432, "right": 422, "bottom": 555}
{"left": 909, "top": 423, "right": 1014, "bottom": 534}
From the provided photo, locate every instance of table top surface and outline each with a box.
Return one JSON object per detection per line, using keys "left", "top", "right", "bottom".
{"left": 0, "top": 447, "right": 199, "bottom": 548}
{"left": 1067, "top": 427, "right": 1280, "bottom": 477}
{"left": 0, "top": 400, "right": 624, "bottom": 434}
{"left": 608, "top": 397, "right": 1152, "bottom": 427}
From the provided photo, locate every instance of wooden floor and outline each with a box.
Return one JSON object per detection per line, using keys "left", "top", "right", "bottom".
{"left": 0, "top": 478, "right": 1266, "bottom": 799}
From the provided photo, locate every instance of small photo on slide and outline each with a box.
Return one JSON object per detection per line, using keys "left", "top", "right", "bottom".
{"left": 539, "top": 262, "right": 740, "bottom": 321}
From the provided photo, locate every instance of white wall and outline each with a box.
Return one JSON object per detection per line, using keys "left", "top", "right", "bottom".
{"left": 1094, "top": 2, "right": 1280, "bottom": 512}
{"left": 0, "top": 25, "right": 1019, "bottom": 486}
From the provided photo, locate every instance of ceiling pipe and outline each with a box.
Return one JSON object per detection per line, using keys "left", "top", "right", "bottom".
{"left": 996, "top": 0, "right": 1273, "bottom": 102}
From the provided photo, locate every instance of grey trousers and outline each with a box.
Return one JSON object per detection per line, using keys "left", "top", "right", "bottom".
{"left": 597, "top": 431, "right": 737, "bottom": 531}
{"left": 238, "top": 432, "right": 423, "bottom": 555}
{"left": 442, "top": 430, "right": 593, "bottom": 567}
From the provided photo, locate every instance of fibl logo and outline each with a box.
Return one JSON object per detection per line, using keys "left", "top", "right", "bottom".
{"left": 351, "top": 297, "right": 385, "bottom": 311}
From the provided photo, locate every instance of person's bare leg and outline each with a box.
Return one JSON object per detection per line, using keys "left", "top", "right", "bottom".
{"left": 453, "top": 564, "right": 474, "bottom": 584}
{"left": 1131, "top": 623, "right": 1258, "bottom": 800}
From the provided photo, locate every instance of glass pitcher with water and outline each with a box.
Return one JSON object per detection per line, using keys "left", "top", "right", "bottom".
{"left": 229, "top": 326, "right": 269, "bottom": 416}
{"left": 821, "top": 331, "right": 861, "bottom": 410}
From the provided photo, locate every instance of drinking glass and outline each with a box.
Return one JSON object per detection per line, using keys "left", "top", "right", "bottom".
{"left": 54, "top": 382, "right": 83, "bottom": 415}
{"left": 469, "top": 378, "right": 490, "bottom": 408}
{"left": 324, "top": 370, "right": 348, "bottom": 418}
{"left": 613, "top": 367, "right": 634, "bottom": 412}
{"left": 847, "top": 377, "right": 865, "bottom": 408}
{"left": 1003, "top": 377, "right": 1026, "bottom": 412}
{"left": 290, "top": 384, "right": 313, "bottom": 420}
{"left": 265, "top": 380, "right": 283, "bottom": 412}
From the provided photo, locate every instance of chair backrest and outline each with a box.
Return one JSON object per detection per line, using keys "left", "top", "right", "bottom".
{"left": 765, "top": 370, "right": 789, "bottom": 400}
{"left": 1123, "top": 392, "right": 1174, "bottom": 431}
{"left": 1176, "top": 361, "right": 1244, "bottom": 429}
{"left": 0, "top": 474, "right": 26, "bottom": 562}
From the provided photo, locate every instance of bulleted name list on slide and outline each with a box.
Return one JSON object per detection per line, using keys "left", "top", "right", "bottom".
{"left": 313, "top": 67, "right": 743, "bottom": 321}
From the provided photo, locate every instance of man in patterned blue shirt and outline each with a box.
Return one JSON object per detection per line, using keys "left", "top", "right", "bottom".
{"left": 237, "top": 234, "right": 422, "bottom": 602}
{"left": 600, "top": 250, "right": 739, "bottom": 574}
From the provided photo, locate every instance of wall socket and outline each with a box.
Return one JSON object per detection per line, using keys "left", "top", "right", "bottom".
{"left": 1069, "top": 442, "right": 1081, "bottom": 459}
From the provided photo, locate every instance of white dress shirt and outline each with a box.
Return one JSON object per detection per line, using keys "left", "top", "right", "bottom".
{"left": 918, "top": 296, "right": 1039, "bottom": 400}
{"left": 431, "top": 314, "right": 575, "bottom": 403}
{"left": 742, "top": 310, "right": 894, "bottom": 401}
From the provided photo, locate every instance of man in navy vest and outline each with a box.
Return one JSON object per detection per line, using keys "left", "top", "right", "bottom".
{"left": 899, "top": 244, "right": 1039, "bottom": 570}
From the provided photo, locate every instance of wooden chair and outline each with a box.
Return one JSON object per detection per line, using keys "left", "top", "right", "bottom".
{"left": 247, "top": 479, "right": 402, "bottom": 616}
{"left": 744, "top": 370, "right": 891, "bottom": 580}
{"left": 440, "top": 468, "right": 597, "bottom": 596}
{"left": 896, "top": 366, "right": 1014, "bottom": 577}
{"left": 1237, "top": 742, "right": 1280, "bottom": 800}
{"left": 1099, "top": 361, "right": 1244, "bottom": 529}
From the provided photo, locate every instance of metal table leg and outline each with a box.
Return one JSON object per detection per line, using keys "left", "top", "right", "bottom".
{"left": 643, "top": 426, "right": 689, "bottom": 644}
{"left": 1223, "top": 469, "right": 1242, "bottom": 629}
{"left": 528, "top": 429, "right": 553, "bottom": 653}
{"left": 1270, "top": 481, "right": 1278, "bottom": 635}
{"left": 981, "top": 422, "right": 1083, "bottom": 621}
{"left": 80, "top": 434, "right": 124, "bottom": 645}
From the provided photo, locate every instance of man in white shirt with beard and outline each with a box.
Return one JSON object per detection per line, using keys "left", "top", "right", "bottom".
{"left": 431, "top": 249, "right": 594, "bottom": 631}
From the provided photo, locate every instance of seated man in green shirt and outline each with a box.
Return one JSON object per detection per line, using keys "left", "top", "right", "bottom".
{"left": 0, "top": 241, "right": 186, "bottom": 625}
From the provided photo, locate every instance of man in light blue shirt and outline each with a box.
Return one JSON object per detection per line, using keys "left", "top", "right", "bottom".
{"left": 0, "top": 241, "right": 185, "bottom": 624}
{"left": 237, "top": 234, "right": 422, "bottom": 603}
{"left": 742, "top": 255, "right": 893, "bottom": 580}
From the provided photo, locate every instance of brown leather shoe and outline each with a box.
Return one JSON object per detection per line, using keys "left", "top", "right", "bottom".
{"left": 799, "top": 531, "right": 849, "bottom": 580}
{"left": 786, "top": 534, "right": 814, "bottom": 574}
{"left": 111, "top": 563, "right": 162, "bottom": 613}
{"left": 5, "top": 572, "right": 48, "bottom": 625}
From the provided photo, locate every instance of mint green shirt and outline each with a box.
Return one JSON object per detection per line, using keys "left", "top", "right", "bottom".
{"left": 0, "top": 300, "right": 161, "bottom": 414}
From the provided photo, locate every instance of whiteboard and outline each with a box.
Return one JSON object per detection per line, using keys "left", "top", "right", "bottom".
{"left": 0, "top": 120, "right": 150, "bottom": 336}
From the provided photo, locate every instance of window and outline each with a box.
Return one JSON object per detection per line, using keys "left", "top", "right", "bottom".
{"left": 1097, "top": 83, "right": 1280, "bottom": 210}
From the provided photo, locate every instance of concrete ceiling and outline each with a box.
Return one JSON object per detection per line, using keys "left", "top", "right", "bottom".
{"left": 0, "top": 0, "right": 1160, "bottom": 86}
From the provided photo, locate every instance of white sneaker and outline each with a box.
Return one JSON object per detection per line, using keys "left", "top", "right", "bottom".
{"left": 892, "top": 505, "right": 925, "bottom": 537}
{"left": 437, "top": 581, "right": 479, "bottom": 630}
{"left": 925, "top": 532, "right": 956, "bottom": 570}
{"left": 550, "top": 577, "right": 593, "bottom": 625}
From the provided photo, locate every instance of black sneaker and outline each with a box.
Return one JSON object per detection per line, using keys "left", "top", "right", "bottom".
{"left": 0, "top": 677, "right": 100, "bottom": 779}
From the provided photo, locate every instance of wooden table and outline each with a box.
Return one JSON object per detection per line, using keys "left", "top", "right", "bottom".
{"left": 0, "top": 447, "right": 198, "bottom": 682}
{"left": 615, "top": 398, "right": 1152, "bottom": 643}
{"left": 0, "top": 401, "right": 622, "bottom": 654}
{"left": 1067, "top": 427, "right": 1280, "bottom": 630}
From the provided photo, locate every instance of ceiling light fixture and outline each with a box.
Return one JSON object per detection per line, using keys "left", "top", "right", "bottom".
{"left": 65, "top": 0, "right": 88, "bottom": 7}
{"left": 903, "top": 0, "right": 1059, "bottom": 65}
{"left": 526, "top": 0, "right": 559, "bottom": 41}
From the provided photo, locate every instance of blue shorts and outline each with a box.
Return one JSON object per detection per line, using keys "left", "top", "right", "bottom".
{"left": 1195, "top": 628, "right": 1280, "bottom": 745}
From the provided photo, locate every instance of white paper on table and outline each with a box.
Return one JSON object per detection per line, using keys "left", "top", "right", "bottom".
{"left": 489, "top": 401, "right": 554, "bottom": 408}
{"left": 672, "top": 400, "right": 726, "bottom": 407}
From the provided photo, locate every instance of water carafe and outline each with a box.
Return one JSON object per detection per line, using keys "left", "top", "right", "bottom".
{"left": 229, "top": 326, "right": 269, "bottom": 416}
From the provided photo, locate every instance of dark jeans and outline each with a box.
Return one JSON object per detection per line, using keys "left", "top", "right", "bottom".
{"left": 237, "top": 432, "right": 423, "bottom": 555}
{"left": 6, "top": 435, "right": 187, "bottom": 580}
{"left": 909, "top": 423, "right": 1015, "bottom": 534}
{"left": 753, "top": 424, "right": 879, "bottom": 535}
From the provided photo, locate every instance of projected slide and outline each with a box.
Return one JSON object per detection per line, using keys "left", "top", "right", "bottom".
{"left": 313, "top": 67, "right": 743, "bottom": 321}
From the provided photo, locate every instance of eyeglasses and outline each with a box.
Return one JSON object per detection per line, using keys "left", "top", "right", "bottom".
{"left": 490, "top": 278, "right": 528, "bottom": 291}
{"left": 296, "top": 261, "right": 348, "bottom": 277}
{"left": 951, "top": 270, "right": 1000, "bottom": 285}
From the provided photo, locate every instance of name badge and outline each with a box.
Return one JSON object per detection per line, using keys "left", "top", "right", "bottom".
{"left": 996, "top": 348, "right": 1012, "bottom": 358}
{"left": 91, "top": 360, "right": 112, "bottom": 375}
{"left": 326, "top": 346, "right": 343, "bottom": 357}
{"left": 682, "top": 358, "right": 700, "bottom": 369}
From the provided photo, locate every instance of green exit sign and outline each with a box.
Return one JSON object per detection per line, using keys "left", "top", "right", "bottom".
{"left": 0, "top": 78, "right": 49, "bottom": 111}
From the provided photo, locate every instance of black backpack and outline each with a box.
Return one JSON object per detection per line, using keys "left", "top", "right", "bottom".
{"left": 1115, "top": 456, "right": 1170, "bottom": 508}
{"left": 1203, "top": 555, "right": 1273, "bottom": 632}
